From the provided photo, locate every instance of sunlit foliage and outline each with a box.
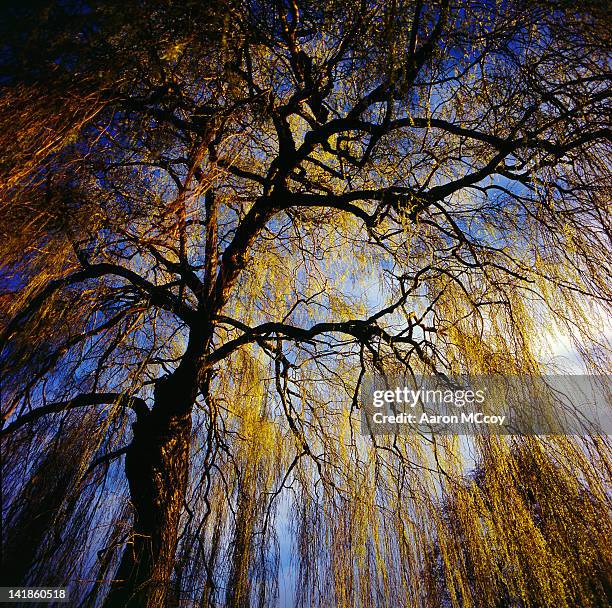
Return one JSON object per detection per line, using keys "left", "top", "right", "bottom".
{"left": 0, "top": 1, "right": 610, "bottom": 607}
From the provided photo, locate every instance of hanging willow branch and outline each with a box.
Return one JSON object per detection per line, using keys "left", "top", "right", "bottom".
{"left": 1, "top": 1, "right": 610, "bottom": 607}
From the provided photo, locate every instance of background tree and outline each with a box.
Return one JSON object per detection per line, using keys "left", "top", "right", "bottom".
{"left": 0, "top": 1, "right": 610, "bottom": 607}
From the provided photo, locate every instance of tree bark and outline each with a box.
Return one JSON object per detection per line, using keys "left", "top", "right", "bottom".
{"left": 104, "top": 373, "right": 195, "bottom": 608}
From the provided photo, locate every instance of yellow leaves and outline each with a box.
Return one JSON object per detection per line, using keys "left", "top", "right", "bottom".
{"left": 161, "top": 41, "right": 187, "bottom": 62}
{"left": 328, "top": 292, "right": 366, "bottom": 321}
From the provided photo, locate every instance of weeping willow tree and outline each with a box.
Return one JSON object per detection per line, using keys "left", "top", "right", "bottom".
{"left": 0, "top": 0, "right": 610, "bottom": 606}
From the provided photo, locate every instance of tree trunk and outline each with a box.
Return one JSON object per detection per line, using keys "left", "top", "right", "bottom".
{"left": 104, "top": 374, "right": 194, "bottom": 608}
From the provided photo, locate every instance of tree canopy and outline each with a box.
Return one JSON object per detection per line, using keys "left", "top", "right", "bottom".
{"left": 0, "top": 1, "right": 610, "bottom": 607}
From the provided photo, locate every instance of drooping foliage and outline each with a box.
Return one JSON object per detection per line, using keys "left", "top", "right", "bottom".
{"left": 0, "top": 1, "right": 610, "bottom": 607}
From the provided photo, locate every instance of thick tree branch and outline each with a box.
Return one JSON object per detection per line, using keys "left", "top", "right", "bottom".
{"left": 1, "top": 392, "right": 149, "bottom": 436}
{"left": 206, "top": 317, "right": 425, "bottom": 367}
{"left": 2, "top": 263, "right": 196, "bottom": 345}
